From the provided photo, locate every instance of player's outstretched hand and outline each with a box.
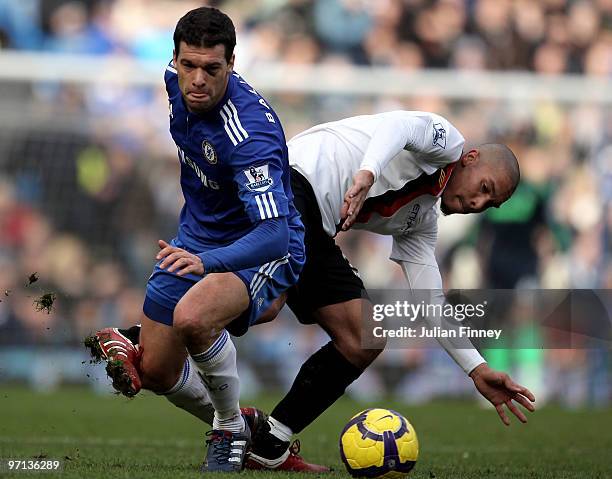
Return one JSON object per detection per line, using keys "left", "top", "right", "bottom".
{"left": 469, "top": 363, "right": 536, "bottom": 426}
{"left": 156, "top": 239, "right": 205, "bottom": 276}
{"left": 341, "top": 169, "right": 375, "bottom": 231}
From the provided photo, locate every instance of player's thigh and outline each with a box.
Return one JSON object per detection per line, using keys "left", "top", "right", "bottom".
{"left": 140, "top": 314, "right": 188, "bottom": 392}
{"left": 313, "top": 298, "right": 371, "bottom": 347}
{"left": 174, "top": 272, "right": 250, "bottom": 335}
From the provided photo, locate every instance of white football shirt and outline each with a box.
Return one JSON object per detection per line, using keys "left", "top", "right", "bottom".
{"left": 288, "top": 111, "right": 485, "bottom": 374}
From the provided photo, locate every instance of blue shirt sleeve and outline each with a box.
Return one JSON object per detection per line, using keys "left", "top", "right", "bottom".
{"left": 230, "top": 137, "right": 290, "bottom": 223}
{"left": 198, "top": 217, "right": 289, "bottom": 273}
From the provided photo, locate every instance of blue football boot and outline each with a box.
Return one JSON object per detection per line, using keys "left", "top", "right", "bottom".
{"left": 201, "top": 420, "right": 251, "bottom": 473}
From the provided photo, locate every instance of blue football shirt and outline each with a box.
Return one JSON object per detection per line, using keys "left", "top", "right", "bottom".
{"left": 164, "top": 62, "right": 303, "bottom": 256}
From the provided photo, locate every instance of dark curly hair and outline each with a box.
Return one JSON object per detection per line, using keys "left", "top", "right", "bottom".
{"left": 173, "top": 7, "right": 236, "bottom": 63}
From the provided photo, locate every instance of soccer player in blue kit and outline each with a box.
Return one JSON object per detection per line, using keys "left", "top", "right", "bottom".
{"left": 105, "top": 6, "right": 306, "bottom": 472}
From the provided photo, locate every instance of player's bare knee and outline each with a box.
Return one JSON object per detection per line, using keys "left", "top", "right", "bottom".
{"left": 173, "top": 301, "right": 222, "bottom": 341}
{"left": 172, "top": 303, "right": 198, "bottom": 335}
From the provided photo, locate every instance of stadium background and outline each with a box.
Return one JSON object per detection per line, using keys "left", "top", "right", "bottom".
{"left": 0, "top": 0, "right": 610, "bottom": 413}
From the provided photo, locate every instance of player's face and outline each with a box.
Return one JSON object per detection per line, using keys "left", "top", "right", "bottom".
{"left": 173, "top": 41, "right": 234, "bottom": 114}
{"left": 440, "top": 149, "right": 513, "bottom": 215}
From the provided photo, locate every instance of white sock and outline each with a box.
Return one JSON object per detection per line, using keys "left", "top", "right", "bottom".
{"left": 160, "top": 357, "right": 214, "bottom": 425}
{"left": 268, "top": 416, "right": 292, "bottom": 443}
{"left": 191, "top": 330, "right": 244, "bottom": 433}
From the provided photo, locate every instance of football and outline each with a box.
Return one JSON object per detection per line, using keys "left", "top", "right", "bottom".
{"left": 339, "top": 408, "right": 419, "bottom": 478}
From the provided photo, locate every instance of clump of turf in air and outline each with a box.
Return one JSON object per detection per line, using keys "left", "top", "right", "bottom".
{"left": 84, "top": 335, "right": 105, "bottom": 363}
{"left": 33, "top": 292, "right": 57, "bottom": 314}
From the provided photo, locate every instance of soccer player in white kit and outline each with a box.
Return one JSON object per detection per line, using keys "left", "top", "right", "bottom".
{"left": 247, "top": 110, "right": 536, "bottom": 467}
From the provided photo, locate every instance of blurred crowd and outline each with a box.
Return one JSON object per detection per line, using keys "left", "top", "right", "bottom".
{"left": 0, "top": 0, "right": 610, "bottom": 407}
{"left": 0, "top": 0, "right": 611, "bottom": 75}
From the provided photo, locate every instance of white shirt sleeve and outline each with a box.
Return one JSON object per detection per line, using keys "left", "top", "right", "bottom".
{"left": 391, "top": 230, "right": 486, "bottom": 375}
{"left": 359, "top": 111, "right": 465, "bottom": 181}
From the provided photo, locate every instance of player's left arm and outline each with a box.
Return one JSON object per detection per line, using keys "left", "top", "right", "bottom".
{"left": 391, "top": 230, "right": 535, "bottom": 425}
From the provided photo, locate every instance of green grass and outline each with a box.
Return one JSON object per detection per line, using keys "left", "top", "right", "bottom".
{"left": 0, "top": 386, "right": 611, "bottom": 478}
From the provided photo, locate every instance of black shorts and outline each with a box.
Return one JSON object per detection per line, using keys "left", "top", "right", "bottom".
{"left": 287, "top": 168, "right": 367, "bottom": 324}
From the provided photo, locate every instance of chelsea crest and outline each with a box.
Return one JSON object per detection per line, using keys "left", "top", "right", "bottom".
{"left": 202, "top": 140, "right": 217, "bottom": 165}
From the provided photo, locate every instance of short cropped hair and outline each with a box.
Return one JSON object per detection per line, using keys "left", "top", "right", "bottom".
{"left": 480, "top": 143, "right": 520, "bottom": 194}
{"left": 173, "top": 7, "right": 236, "bottom": 63}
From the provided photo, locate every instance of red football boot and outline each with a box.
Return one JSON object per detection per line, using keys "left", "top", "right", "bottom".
{"left": 242, "top": 408, "right": 329, "bottom": 472}
{"left": 246, "top": 439, "right": 330, "bottom": 472}
{"left": 84, "top": 327, "right": 142, "bottom": 398}
{"left": 241, "top": 407, "right": 267, "bottom": 435}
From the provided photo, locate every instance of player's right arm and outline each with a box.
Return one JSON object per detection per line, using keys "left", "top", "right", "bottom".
{"left": 341, "top": 111, "right": 465, "bottom": 230}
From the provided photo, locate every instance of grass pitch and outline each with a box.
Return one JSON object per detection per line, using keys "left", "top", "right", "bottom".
{"left": 0, "top": 386, "right": 611, "bottom": 478}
